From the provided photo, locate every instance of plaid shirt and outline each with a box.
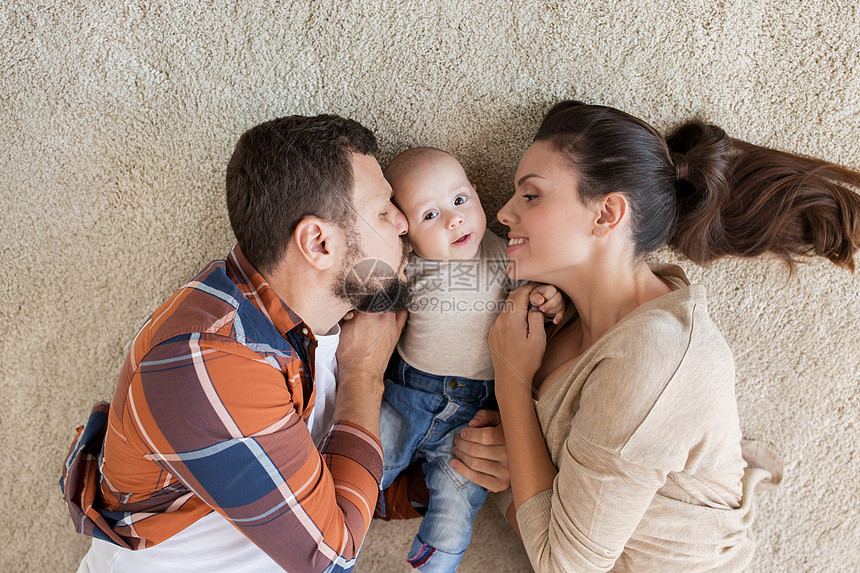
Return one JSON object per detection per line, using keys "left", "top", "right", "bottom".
{"left": 61, "top": 245, "right": 405, "bottom": 572}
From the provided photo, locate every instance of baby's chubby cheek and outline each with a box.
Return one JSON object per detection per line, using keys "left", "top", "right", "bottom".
{"left": 404, "top": 230, "right": 433, "bottom": 260}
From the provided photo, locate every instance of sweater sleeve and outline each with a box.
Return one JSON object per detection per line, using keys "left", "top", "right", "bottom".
{"left": 516, "top": 309, "right": 701, "bottom": 571}
{"left": 517, "top": 278, "right": 747, "bottom": 571}
{"left": 516, "top": 436, "right": 667, "bottom": 572}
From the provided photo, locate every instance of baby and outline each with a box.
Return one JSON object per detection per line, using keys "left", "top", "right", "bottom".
{"left": 377, "top": 148, "right": 562, "bottom": 572}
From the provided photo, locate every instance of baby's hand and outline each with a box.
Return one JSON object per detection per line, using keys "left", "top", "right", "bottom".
{"left": 529, "top": 283, "right": 565, "bottom": 324}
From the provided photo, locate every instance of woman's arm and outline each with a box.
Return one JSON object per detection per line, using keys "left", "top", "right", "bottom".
{"left": 482, "top": 286, "right": 669, "bottom": 571}
{"left": 517, "top": 436, "right": 665, "bottom": 571}
{"left": 486, "top": 286, "right": 558, "bottom": 508}
{"left": 452, "top": 286, "right": 558, "bottom": 533}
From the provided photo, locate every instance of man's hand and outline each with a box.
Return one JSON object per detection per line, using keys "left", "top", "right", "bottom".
{"left": 332, "top": 309, "right": 407, "bottom": 436}
{"left": 451, "top": 410, "right": 510, "bottom": 492}
{"left": 336, "top": 308, "right": 406, "bottom": 385}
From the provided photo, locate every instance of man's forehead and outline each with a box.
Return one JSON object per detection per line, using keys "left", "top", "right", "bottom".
{"left": 351, "top": 152, "right": 391, "bottom": 201}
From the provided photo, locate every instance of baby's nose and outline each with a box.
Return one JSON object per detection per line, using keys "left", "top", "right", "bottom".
{"left": 448, "top": 215, "right": 464, "bottom": 229}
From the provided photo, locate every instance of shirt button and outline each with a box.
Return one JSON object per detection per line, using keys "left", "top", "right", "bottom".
{"left": 449, "top": 380, "right": 459, "bottom": 390}
{"left": 301, "top": 327, "right": 308, "bottom": 335}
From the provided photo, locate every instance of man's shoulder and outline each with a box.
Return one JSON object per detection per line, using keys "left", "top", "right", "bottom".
{"left": 138, "top": 259, "right": 286, "bottom": 357}
{"left": 147, "top": 260, "right": 238, "bottom": 340}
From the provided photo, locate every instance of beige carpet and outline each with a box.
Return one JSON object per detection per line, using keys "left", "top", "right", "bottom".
{"left": 2, "top": 1, "right": 858, "bottom": 571}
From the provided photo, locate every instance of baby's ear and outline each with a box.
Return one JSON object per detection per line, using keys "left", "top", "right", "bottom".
{"left": 471, "top": 182, "right": 477, "bottom": 192}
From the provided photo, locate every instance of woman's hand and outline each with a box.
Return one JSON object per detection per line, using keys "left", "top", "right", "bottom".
{"left": 489, "top": 284, "right": 548, "bottom": 394}
{"left": 451, "top": 410, "right": 510, "bottom": 492}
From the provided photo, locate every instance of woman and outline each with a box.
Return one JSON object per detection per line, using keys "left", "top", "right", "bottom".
{"left": 452, "top": 101, "right": 860, "bottom": 571}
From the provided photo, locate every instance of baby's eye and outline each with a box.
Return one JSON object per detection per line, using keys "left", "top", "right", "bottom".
{"left": 454, "top": 195, "right": 466, "bottom": 206}
{"left": 423, "top": 211, "right": 438, "bottom": 220}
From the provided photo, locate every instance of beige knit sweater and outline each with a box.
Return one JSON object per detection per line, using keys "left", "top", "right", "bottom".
{"left": 513, "top": 264, "right": 773, "bottom": 572}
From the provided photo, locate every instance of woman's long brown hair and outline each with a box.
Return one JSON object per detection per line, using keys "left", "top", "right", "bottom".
{"left": 535, "top": 101, "right": 860, "bottom": 271}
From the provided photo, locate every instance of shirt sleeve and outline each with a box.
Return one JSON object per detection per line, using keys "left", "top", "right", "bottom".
{"left": 124, "top": 332, "right": 382, "bottom": 573}
{"left": 375, "top": 461, "right": 427, "bottom": 520}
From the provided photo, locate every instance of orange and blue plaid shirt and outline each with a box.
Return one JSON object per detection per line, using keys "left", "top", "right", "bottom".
{"left": 61, "top": 245, "right": 401, "bottom": 572}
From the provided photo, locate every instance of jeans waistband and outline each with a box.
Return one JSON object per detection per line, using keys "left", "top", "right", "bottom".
{"left": 390, "top": 352, "right": 493, "bottom": 400}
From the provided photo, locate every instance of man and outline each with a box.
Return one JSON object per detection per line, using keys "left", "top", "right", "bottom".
{"left": 62, "top": 114, "right": 417, "bottom": 572}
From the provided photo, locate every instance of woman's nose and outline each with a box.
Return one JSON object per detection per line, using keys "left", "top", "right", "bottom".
{"left": 497, "top": 196, "right": 517, "bottom": 225}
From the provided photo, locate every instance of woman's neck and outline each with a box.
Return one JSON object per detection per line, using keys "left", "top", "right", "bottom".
{"left": 555, "top": 258, "right": 673, "bottom": 351}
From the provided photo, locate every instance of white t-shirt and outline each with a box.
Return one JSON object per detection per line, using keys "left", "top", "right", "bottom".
{"left": 78, "top": 327, "right": 341, "bottom": 572}
{"left": 306, "top": 325, "right": 340, "bottom": 445}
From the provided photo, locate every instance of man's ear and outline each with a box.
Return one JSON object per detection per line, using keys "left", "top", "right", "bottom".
{"left": 593, "top": 193, "right": 628, "bottom": 238}
{"left": 293, "top": 217, "right": 337, "bottom": 270}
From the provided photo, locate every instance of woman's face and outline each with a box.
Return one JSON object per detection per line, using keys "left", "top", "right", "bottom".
{"left": 497, "top": 140, "right": 599, "bottom": 283}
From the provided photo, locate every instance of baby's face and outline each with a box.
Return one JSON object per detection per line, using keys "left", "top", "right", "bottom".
{"left": 392, "top": 155, "right": 487, "bottom": 260}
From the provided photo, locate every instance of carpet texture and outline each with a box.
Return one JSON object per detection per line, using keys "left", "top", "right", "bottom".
{"left": 1, "top": 1, "right": 858, "bottom": 571}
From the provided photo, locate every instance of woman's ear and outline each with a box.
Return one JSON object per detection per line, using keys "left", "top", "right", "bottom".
{"left": 593, "top": 193, "right": 628, "bottom": 237}
{"left": 293, "top": 217, "right": 337, "bottom": 270}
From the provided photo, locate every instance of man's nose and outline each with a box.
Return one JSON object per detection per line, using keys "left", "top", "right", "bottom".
{"left": 391, "top": 202, "right": 408, "bottom": 235}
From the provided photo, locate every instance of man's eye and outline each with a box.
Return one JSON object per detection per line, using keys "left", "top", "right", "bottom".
{"left": 423, "top": 212, "right": 437, "bottom": 220}
{"left": 454, "top": 195, "right": 466, "bottom": 206}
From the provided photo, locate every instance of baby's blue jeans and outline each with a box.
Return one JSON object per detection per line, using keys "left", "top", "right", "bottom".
{"left": 378, "top": 353, "right": 495, "bottom": 573}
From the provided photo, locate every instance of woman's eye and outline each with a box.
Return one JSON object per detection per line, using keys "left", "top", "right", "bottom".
{"left": 454, "top": 195, "right": 466, "bottom": 206}
{"left": 523, "top": 194, "right": 537, "bottom": 202}
{"left": 423, "top": 212, "right": 437, "bottom": 220}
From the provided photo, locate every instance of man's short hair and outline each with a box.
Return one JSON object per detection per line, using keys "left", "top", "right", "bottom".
{"left": 226, "top": 114, "right": 378, "bottom": 275}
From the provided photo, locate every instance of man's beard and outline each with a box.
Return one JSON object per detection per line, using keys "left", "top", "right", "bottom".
{"left": 332, "top": 234, "right": 412, "bottom": 313}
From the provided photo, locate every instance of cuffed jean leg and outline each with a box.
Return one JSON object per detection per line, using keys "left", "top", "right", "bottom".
{"left": 377, "top": 374, "right": 441, "bottom": 517}
{"left": 405, "top": 457, "right": 487, "bottom": 572}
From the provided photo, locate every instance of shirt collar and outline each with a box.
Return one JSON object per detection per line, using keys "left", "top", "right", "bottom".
{"left": 226, "top": 244, "right": 314, "bottom": 339}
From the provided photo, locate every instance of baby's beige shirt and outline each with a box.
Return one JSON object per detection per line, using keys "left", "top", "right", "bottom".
{"left": 397, "top": 232, "right": 513, "bottom": 379}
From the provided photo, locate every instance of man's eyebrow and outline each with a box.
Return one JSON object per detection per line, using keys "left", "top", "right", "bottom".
{"left": 517, "top": 174, "right": 541, "bottom": 188}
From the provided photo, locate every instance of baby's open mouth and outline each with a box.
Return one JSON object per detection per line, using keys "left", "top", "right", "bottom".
{"left": 453, "top": 233, "right": 471, "bottom": 245}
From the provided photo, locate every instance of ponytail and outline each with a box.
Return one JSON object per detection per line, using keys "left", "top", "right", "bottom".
{"left": 667, "top": 121, "right": 860, "bottom": 271}
{"left": 534, "top": 101, "right": 860, "bottom": 272}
